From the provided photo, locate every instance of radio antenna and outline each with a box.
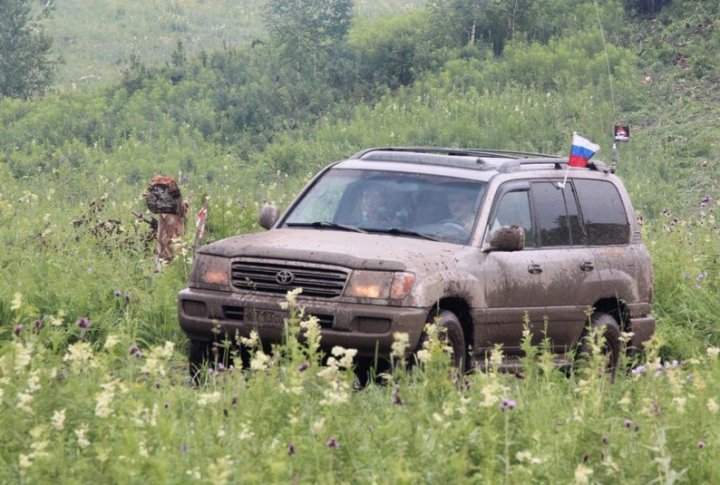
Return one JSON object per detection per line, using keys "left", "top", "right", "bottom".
{"left": 593, "top": 0, "right": 617, "bottom": 128}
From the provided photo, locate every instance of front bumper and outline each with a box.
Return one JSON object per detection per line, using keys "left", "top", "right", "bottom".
{"left": 178, "top": 288, "right": 428, "bottom": 358}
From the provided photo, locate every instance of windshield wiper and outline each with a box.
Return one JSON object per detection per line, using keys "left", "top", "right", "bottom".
{"left": 362, "top": 227, "right": 439, "bottom": 241}
{"left": 286, "top": 221, "right": 367, "bottom": 233}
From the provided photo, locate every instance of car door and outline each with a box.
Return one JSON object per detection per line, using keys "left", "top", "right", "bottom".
{"left": 481, "top": 183, "right": 546, "bottom": 355}
{"left": 529, "top": 180, "right": 603, "bottom": 352}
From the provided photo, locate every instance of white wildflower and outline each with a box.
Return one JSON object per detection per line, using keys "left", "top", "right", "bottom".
{"left": 11, "top": 292, "right": 23, "bottom": 311}
{"left": 574, "top": 464, "right": 593, "bottom": 484}
{"left": 278, "top": 287, "right": 303, "bottom": 310}
{"left": 240, "top": 330, "right": 259, "bottom": 349}
{"left": 312, "top": 418, "right": 325, "bottom": 436}
{"left": 51, "top": 409, "right": 66, "bottom": 431}
{"left": 479, "top": 379, "right": 504, "bottom": 408}
{"left": 300, "top": 315, "right": 322, "bottom": 348}
{"left": 320, "top": 379, "right": 350, "bottom": 406}
{"left": 63, "top": 342, "right": 96, "bottom": 371}
{"left": 250, "top": 351, "right": 271, "bottom": 371}
{"left": 416, "top": 349, "right": 432, "bottom": 364}
{"left": 238, "top": 423, "right": 254, "bottom": 441}
{"left": 707, "top": 398, "right": 719, "bottom": 414}
{"left": 331, "top": 346, "right": 357, "bottom": 369}
{"left": 672, "top": 397, "right": 686, "bottom": 414}
{"left": 490, "top": 343, "right": 504, "bottom": 370}
{"left": 27, "top": 372, "right": 41, "bottom": 393}
{"left": 19, "top": 453, "right": 33, "bottom": 469}
{"left": 391, "top": 332, "right": 410, "bottom": 359}
{"left": 707, "top": 347, "right": 720, "bottom": 360}
{"left": 103, "top": 334, "right": 120, "bottom": 350}
{"left": 197, "top": 391, "right": 222, "bottom": 407}
{"left": 95, "top": 382, "right": 116, "bottom": 418}
{"left": 13, "top": 342, "right": 33, "bottom": 372}
{"left": 138, "top": 440, "right": 149, "bottom": 458}
{"left": 207, "top": 455, "right": 233, "bottom": 485}
{"left": 75, "top": 424, "right": 90, "bottom": 448}
{"left": 17, "top": 392, "right": 34, "bottom": 415}
{"left": 48, "top": 310, "right": 65, "bottom": 326}
{"left": 516, "top": 450, "right": 543, "bottom": 465}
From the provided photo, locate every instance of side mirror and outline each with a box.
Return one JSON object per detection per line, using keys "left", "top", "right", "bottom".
{"left": 488, "top": 225, "right": 525, "bottom": 252}
{"left": 258, "top": 203, "right": 279, "bottom": 230}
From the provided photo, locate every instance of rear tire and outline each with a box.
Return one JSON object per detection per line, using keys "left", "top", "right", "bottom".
{"left": 578, "top": 313, "right": 621, "bottom": 377}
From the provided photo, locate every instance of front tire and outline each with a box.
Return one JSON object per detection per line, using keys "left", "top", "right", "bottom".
{"left": 424, "top": 310, "right": 467, "bottom": 372}
{"left": 188, "top": 340, "right": 213, "bottom": 383}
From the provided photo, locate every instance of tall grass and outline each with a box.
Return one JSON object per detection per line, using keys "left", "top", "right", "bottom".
{"left": 2, "top": 292, "right": 718, "bottom": 482}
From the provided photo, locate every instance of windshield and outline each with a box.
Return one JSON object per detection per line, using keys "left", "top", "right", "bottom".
{"left": 282, "top": 168, "right": 486, "bottom": 244}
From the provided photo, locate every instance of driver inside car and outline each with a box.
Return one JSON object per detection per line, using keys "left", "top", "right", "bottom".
{"left": 361, "top": 186, "right": 401, "bottom": 227}
{"left": 447, "top": 191, "right": 477, "bottom": 230}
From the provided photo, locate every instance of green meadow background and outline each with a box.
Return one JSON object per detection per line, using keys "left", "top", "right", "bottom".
{"left": 1, "top": 0, "right": 719, "bottom": 481}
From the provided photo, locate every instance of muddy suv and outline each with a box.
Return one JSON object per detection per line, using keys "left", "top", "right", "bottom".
{"left": 178, "top": 147, "right": 655, "bottom": 373}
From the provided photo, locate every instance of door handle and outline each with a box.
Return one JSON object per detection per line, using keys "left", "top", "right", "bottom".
{"left": 527, "top": 264, "right": 543, "bottom": 274}
{"left": 580, "top": 261, "right": 594, "bottom": 271}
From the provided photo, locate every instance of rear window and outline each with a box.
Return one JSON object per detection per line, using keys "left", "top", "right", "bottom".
{"left": 574, "top": 179, "right": 630, "bottom": 245}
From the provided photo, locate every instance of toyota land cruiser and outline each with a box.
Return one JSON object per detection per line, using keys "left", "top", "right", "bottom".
{"left": 178, "top": 147, "right": 655, "bottom": 374}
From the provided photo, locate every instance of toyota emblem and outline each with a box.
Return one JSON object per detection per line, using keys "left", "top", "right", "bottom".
{"left": 275, "top": 269, "right": 295, "bottom": 285}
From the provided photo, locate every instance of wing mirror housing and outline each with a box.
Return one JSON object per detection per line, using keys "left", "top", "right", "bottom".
{"left": 486, "top": 225, "right": 525, "bottom": 252}
{"left": 258, "top": 203, "right": 279, "bottom": 230}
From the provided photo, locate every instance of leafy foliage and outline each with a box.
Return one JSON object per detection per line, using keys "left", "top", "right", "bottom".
{"left": 2, "top": 0, "right": 720, "bottom": 479}
{"left": 0, "top": 0, "right": 57, "bottom": 99}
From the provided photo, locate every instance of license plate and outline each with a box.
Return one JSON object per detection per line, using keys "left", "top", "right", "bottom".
{"left": 245, "top": 308, "right": 286, "bottom": 327}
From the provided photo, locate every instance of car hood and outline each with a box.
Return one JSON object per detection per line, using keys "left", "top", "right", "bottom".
{"left": 198, "top": 228, "right": 466, "bottom": 272}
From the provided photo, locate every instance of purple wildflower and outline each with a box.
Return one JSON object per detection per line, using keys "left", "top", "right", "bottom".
{"left": 698, "top": 441, "right": 705, "bottom": 448}
{"left": 700, "top": 195, "right": 712, "bottom": 207}
{"left": 76, "top": 317, "right": 91, "bottom": 329}
{"left": 33, "top": 319, "right": 42, "bottom": 333}
{"left": 288, "top": 443, "right": 297, "bottom": 456}
{"left": 624, "top": 419, "right": 633, "bottom": 428}
{"left": 14, "top": 324, "right": 23, "bottom": 337}
{"left": 297, "top": 362, "right": 310, "bottom": 372}
{"left": 181, "top": 444, "right": 189, "bottom": 453}
{"left": 130, "top": 346, "right": 142, "bottom": 358}
{"left": 124, "top": 294, "right": 131, "bottom": 304}
{"left": 114, "top": 290, "right": 123, "bottom": 298}
{"left": 499, "top": 398, "right": 517, "bottom": 412}
{"left": 326, "top": 438, "right": 340, "bottom": 449}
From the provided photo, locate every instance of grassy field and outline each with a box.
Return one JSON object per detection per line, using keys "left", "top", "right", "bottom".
{"left": 2, "top": 0, "right": 720, "bottom": 481}
{"left": 44, "top": 0, "right": 425, "bottom": 90}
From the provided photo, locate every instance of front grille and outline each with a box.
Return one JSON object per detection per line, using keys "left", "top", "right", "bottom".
{"left": 231, "top": 259, "right": 349, "bottom": 298}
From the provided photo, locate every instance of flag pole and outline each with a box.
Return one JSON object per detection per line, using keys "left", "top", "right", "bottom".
{"left": 559, "top": 132, "right": 576, "bottom": 188}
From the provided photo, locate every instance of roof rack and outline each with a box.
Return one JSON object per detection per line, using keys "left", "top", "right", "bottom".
{"left": 352, "top": 146, "right": 557, "bottom": 160}
{"left": 350, "top": 147, "right": 612, "bottom": 174}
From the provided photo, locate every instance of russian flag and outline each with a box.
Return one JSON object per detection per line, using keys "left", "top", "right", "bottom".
{"left": 568, "top": 134, "right": 600, "bottom": 168}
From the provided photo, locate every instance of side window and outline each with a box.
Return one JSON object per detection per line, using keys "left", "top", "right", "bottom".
{"left": 531, "top": 182, "right": 585, "bottom": 247}
{"left": 574, "top": 179, "right": 630, "bottom": 245}
{"left": 490, "top": 190, "right": 534, "bottom": 247}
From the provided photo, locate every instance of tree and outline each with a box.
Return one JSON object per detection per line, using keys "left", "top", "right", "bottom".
{"left": 263, "top": 0, "right": 354, "bottom": 71}
{"left": 0, "top": 0, "right": 57, "bottom": 99}
{"left": 429, "top": 0, "right": 535, "bottom": 56}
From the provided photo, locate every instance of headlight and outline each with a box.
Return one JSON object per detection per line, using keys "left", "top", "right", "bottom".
{"left": 191, "top": 255, "right": 230, "bottom": 290}
{"left": 345, "top": 271, "right": 415, "bottom": 300}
